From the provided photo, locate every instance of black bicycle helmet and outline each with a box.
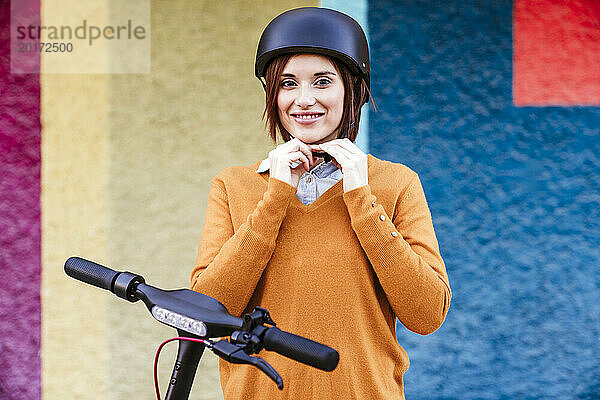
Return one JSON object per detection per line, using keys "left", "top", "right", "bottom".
{"left": 255, "top": 7, "right": 370, "bottom": 104}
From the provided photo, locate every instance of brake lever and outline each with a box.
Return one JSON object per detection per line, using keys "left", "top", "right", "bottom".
{"left": 211, "top": 339, "right": 283, "bottom": 390}
{"left": 251, "top": 357, "right": 283, "bottom": 390}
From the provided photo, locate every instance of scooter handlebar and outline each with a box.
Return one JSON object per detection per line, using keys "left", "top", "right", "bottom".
{"left": 64, "top": 256, "right": 119, "bottom": 292}
{"left": 263, "top": 326, "right": 339, "bottom": 372}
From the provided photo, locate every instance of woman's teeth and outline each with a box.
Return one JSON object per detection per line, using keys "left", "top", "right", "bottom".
{"left": 294, "top": 114, "right": 321, "bottom": 119}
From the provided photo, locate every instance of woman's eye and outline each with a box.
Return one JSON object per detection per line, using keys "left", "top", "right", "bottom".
{"left": 280, "top": 80, "right": 296, "bottom": 88}
{"left": 315, "top": 78, "right": 331, "bottom": 86}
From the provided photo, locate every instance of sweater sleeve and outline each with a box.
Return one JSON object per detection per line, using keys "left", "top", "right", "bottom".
{"left": 342, "top": 172, "right": 451, "bottom": 335}
{"left": 191, "top": 175, "right": 296, "bottom": 317}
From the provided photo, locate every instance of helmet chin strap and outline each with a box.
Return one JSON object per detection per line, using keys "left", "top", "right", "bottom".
{"left": 312, "top": 132, "right": 342, "bottom": 163}
{"left": 287, "top": 130, "right": 348, "bottom": 163}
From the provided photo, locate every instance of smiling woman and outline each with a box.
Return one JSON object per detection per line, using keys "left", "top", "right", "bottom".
{"left": 191, "top": 7, "right": 451, "bottom": 400}
{"left": 263, "top": 53, "right": 368, "bottom": 145}
{"left": 276, "top": 54, "right": 345, "bottom": 144}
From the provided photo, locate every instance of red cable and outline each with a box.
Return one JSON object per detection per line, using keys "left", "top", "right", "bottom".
{"left": 154, "top": 336, "right": 211, "bottom": 400}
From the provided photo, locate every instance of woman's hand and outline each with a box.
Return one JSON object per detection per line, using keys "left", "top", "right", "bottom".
{"left": 268, "top": 138, "right": 316, "bottom": 188}
{"left": 309, "top": 138, "right": 368, "bottom": 192}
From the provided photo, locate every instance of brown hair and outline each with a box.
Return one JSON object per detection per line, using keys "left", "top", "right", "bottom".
{"left": 261, "top": 54, "right": 372, "bottom": 143}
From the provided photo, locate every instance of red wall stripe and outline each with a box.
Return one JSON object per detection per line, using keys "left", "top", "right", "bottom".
{"left": 0, "top": 0, "right": 42, "bottom": 399}
{"left": 514, "top": 0, "right": 600, "bottom": 106}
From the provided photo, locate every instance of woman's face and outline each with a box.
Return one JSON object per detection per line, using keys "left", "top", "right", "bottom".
{"left": 277, "top": 54, "right": 344, "bottom": 144}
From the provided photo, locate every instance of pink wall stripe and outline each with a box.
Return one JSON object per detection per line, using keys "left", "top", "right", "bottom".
{"left": 0, "top": 0, "right": 42, "bottom": 399}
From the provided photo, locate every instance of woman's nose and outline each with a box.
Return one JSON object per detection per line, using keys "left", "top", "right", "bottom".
{"left": 295, "top": 84, "right": 316, "bottom": 107}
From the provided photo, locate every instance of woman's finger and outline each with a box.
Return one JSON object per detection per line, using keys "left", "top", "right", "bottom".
{"left": 286, "top": 138, "right": 314, "bottom": 165}
{"left": 316, "top": 139, "right": 361, "bottom": 156}
{"left": 318, "top": 144, "right": 351, "bottom": 164}
{"left": 333, "top": 138, "right": 363, "bottom": 155}
{"left": 286, "top": 150, "right": 310, "bottom": 171}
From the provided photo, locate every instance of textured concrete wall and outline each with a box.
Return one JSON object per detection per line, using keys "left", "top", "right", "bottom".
{"left": 0, "top": 1, "right": 41, "bottom": 399}
{"left": 40, "top": 1, "right": 316, "bottom": 399}
{"left": 369, "top": 1, "right": 600, "bottom": 399}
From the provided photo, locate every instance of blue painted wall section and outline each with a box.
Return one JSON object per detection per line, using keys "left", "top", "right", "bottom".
{"left": 369, "top": 1, "right": 600, "bottom": 399}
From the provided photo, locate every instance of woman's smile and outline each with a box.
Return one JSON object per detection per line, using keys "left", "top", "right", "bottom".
{"left": 290, "top": 111, "right": 325, "bottom": 124}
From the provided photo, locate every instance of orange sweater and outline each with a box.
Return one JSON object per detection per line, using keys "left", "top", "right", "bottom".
{"left": 191, "top": 154, "right": 451, "bottom": 399}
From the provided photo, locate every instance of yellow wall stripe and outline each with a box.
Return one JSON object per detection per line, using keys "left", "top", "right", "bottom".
{"left": 42, "top": 1, "right": 316, "bottom": 399}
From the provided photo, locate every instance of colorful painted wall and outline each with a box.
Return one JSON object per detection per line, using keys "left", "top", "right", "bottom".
{"left": 1, "top": 0, "right": 599, "bottom": 399}
{"left": 5, "top": 1, "right": 318, "bottom": 399}
{"left": 369, "top": 1, "right": 600, "bottom": 399}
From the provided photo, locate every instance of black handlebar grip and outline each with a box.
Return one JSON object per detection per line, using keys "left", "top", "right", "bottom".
{"left": 64, "top": 256, "right": 119, "bottom": 292}
{"left": 263, "top": 327, "right": 339, "bottom": 371}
